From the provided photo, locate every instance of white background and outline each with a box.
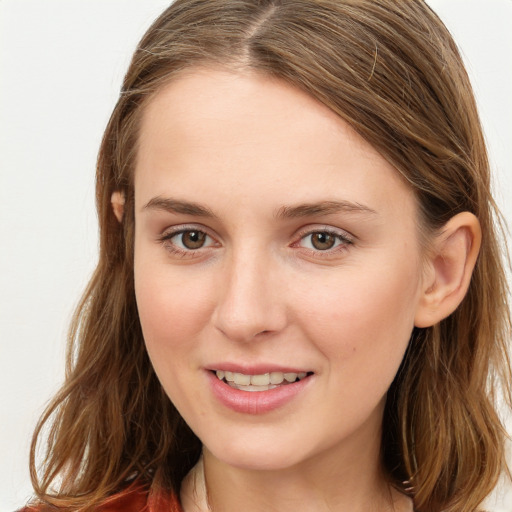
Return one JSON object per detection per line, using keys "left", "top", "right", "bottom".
{"left": 0, "top": 1, "right": 511, "bottom": 510}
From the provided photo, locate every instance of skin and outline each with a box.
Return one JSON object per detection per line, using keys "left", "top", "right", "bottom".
{"left": 128, "top": 68, "right": 480, "bottom": 512}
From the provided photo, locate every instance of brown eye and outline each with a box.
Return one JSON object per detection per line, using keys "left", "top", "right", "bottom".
{"left": 310, "top": 232, "right": 336, "bottom": 250}
{"left": 160, "top": 227, "right": 217, "bottom": 256}
{"left": 180, "top": 230, "right": 207, "bottom": 249}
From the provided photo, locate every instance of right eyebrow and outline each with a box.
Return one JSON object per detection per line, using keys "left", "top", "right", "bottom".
{"left": 142, "top": 196, "right": 216, "bottom": 217}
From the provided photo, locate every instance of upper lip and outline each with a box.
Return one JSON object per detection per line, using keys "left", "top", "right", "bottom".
{"left": 206, "top": 363, "right": 312, "bottom": 374}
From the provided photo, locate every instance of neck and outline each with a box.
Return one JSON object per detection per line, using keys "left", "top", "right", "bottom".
{"left": 181, "top": 420, "right": 412, "bottom": 512}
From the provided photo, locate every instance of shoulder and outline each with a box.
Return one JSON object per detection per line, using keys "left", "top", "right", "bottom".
{"left": 17, "top": 482, "right": 183, "bottom": 512}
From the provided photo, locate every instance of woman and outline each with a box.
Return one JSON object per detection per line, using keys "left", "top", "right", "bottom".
{"left": 20, "top": 1, "right": 511, "bottom": 511}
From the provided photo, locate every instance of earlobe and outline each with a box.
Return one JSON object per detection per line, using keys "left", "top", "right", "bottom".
{"left": 414, "top": 212, "right": 481, "bottom": 328}
{"left": 111, "top": 191, "right": 125, "bottom": 223}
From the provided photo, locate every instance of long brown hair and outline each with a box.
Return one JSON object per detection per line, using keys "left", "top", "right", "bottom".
{"left": 29, "top": 1, "right": 511, "bottom": 511}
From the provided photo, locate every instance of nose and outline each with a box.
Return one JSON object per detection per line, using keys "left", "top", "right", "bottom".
{"left": 212, "top": 249, "right": 287, "bottom": 343}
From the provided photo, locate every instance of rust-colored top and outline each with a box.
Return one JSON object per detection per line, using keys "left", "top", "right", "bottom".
{"left": 19, "top": 483, "right": 183, "bottom": 512}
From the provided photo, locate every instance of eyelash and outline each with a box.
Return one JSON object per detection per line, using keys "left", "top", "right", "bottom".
{"left": 158, "top": 225, "right": 218, "bottom": 258}
{"left": 157, "top": 225, "right": 354, "bottom": 259}
{"left": 292, "top": 227, "right": 354, "bottom": 257}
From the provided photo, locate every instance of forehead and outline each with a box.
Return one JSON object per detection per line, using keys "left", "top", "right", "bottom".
{"left": 138, "top": 67, "right": 371, "bottom": 161}
{"left": 134, "top": 67, "right": 415, "bottom": 220}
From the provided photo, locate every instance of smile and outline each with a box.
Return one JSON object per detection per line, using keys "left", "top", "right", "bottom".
{"left": 208, "top": 368, "right": 314, "bottom": 414}
{"left": 214, "top": 370, "right": 311, "bottom": 392}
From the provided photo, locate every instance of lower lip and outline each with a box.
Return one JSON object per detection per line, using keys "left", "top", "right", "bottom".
{"left": 207, "top": 371, "right": 312, "bottom": 414}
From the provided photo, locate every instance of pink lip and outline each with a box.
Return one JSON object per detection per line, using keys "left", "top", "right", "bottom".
{"left": 206, "top": 362, "right": 309, "bottom": 374}
{"left": 206, "top": 370, "right": 313, "bottom": 415}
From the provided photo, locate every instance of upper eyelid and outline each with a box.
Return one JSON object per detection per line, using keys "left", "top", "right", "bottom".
{"left": 294, "top": 224, "right": 356, "bottom": 241}
{"left": 158, "top": 226, "right": 219, "bottom": 256}
{"left": 159, "top": 223, "right": 217, "bottom": 239}
{"left": 157, "top": 223, "right": 355, "bottom": 246}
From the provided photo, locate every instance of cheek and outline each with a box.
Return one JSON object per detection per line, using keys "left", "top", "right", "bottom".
{"left": 134, "top": 254, "right": 215, "bottom": 368}
{"left": 134, "top": 262, "right": 217, "bottom": 417}
{"left": 295, "top": 259, "right": 421, "bottom": 379}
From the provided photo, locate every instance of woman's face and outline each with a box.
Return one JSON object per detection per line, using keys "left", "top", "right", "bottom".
{"left": 134, "top": 68, "right": 427, "bottom": 471}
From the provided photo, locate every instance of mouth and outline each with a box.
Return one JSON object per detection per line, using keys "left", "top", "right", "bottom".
{"left": 212, "top": 370, "right": 313, "bottom": 392}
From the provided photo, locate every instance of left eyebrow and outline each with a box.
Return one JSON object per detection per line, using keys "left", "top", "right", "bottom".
{"left": 275, "top": 200, "right": 377, "bottom": 219}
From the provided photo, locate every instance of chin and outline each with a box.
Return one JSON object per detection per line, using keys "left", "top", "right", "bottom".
{"left": 202, "top": 431, "right": 314, "bottom": 472}
{"left": 217, "top": 451, "right": 303, "bottom": 472}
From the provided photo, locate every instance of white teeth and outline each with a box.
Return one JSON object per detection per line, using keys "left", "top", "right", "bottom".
{"left": 215, "top": 370, "right": 310, "bottom": 387}
{"left": 231, "top": 384, "right": 276, "bottom": 392}
{"left": 270, "top": 372, "right": 285, "bottom": 384}
{"left": 233, "top": 373, "right": 251, "bottom": 386}
{"left": 251, "top": 373, "right": 270, "bottom": 386}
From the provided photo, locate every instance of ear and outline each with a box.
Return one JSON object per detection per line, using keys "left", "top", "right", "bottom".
{"left": 111, "top": 190, "right": 125, "bottom": 223}
{"left": 414, "top": 212, "right": 481, "bottom": 328}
